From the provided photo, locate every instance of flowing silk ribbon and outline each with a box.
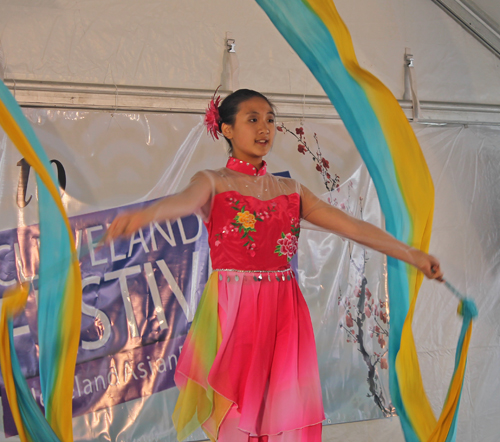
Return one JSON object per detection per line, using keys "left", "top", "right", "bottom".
{"left": 255, "top": 1, "right": 477, "bottom": 441}
{"left": 0, "top": 79, "right": 81, "bottom": 442}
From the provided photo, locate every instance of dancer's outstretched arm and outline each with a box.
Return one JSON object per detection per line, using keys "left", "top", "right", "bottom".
{"left": 301, "top": 185, "right": 443, "bottom": 280}
{"left": 104, "top": 171, "right": 212, "bottom": 241}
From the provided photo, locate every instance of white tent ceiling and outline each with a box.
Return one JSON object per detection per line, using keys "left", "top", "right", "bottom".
{"left": 1, "top": 0, "right": 500, "bottom": 126}
{"left": 472, "top": 0, "right": 500, "bottom": 25}
{"left": 433, "top": 0, "right": 500, "bottom": 57}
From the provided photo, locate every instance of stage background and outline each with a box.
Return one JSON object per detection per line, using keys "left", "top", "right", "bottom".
{"left": 0, "top": 110, "right": 499, "bottom": 441}
{"left": 0, "top": 109, "right": 392, "bottom": 441}
{"left": 0, "top": 1, "right": 499, "bottom": 441}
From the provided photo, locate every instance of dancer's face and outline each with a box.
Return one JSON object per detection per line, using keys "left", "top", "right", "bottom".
{"left": 222, "top": 97, "right": 275, "bottom": 167}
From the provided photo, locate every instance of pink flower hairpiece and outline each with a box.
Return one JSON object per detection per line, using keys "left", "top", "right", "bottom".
{"left": 205, "top": 86, "right": 222, "bottom": 140}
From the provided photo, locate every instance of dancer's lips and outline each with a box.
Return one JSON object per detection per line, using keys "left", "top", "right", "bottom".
{"left": 256, "top": 139, "right": 269, "bottom": 145}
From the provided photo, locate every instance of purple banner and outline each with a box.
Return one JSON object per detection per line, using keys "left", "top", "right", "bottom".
{"left": 0, "top": 200, "right": 210, "bottom": 437}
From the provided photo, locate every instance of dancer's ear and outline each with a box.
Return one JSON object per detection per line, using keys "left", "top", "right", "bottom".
{"left": 221, "top": 123, "right": 233, "bottom": 140}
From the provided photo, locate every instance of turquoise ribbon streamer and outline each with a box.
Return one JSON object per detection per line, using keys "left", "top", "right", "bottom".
{"left": 7, "top": 319, "right": 60, "bottom": 442}
{"left": 0, "top": 79, "right": 71, "bottom": 441}
{"left": 254, "top": 1, "right": 416, "bottom": 439}
{"left": 255, "top": 2, "right": 478, "bottom": 442}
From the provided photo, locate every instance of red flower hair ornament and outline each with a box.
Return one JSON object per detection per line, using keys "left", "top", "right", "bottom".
{"left": 204, "top": 87, "right": 222, "bottom": 140}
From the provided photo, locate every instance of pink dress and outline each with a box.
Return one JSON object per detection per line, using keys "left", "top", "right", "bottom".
{"left": 173, "top": 158, "right": 325, "bottom": 442}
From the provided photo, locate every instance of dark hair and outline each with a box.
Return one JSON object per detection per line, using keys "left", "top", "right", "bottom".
{"left": 218, "top": 89, "right": 275, "bottom": 153}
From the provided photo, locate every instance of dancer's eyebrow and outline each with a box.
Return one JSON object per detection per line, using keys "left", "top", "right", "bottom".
{"left": 246, "top": 111, "right": 276, "bottom": 116}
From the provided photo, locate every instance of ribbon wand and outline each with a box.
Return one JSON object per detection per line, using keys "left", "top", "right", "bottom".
{"left": 431, "top": 265, "right": 478, "bottom": 318}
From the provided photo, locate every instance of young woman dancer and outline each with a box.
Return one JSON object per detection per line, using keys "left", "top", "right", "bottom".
{"left": 106, "top": 89, "right": 443, "bottom": 442}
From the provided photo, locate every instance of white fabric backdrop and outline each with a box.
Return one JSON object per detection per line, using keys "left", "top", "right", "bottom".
{"left": 0, "top": 110, "right": 499, "bottom": 441}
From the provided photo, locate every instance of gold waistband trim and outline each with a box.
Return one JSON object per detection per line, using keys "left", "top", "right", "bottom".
{"left": 213, "top": 268, "right": 292, "bottom": 273}
{"left": 213, "top": 268, "right": 294, "bottom": 282}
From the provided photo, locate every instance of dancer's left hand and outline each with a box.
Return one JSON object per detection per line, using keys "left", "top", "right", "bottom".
{"left": 411, "top": 250, "right": 444, "bottom": 281}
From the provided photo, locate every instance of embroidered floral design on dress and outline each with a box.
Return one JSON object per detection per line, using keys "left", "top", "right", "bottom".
{"left": 275, "top": 233, "right": 298, "bottom": 261}
{"left": 215, "top": 197, "right": 279, "bottom": 257}
{"left": 232, "top": 205, "right": 263, "bottom": 246}
{"left": 235, "top": 210, "right": 257, "bottom": 230}
{"left": 274, "top": 222, "right": 300, "bottom": 261}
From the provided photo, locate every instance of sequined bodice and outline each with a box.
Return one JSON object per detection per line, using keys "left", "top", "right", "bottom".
{"left": 205, "top": 191, "right": 300, "bottom": 271}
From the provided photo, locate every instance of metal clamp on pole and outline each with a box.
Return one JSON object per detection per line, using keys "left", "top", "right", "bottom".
{"left": 227, "top": 38, "right": 236, "bottom": 53}
{"left": 221, "top": 32, "right": 240, "bottom": 91}
{"left": 404, "top": 48, "right": 421, "bottom": 121}
{"left": 405, "top": 51, "right": 414, "bottom": 68}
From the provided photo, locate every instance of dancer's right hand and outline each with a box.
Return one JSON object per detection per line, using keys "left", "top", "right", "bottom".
{"left": 103, "top": 209, "right": 152, "bottom": 243}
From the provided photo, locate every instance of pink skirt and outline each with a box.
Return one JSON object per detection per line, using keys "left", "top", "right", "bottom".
{"left": 173, "top": 270, "right": 324, "bottom": 442}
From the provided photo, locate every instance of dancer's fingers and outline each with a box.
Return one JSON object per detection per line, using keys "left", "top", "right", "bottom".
{"left": 105, "top": 215, "right": 129, "bottom": 242}
{"left": 123, "top": 213, "right": 142, "bottom": 236}
{"left": 430, "top": 263, "right": 444, "bottom": 282}
{"left": 105, "top": 211, "right": 147, "bottom": 241}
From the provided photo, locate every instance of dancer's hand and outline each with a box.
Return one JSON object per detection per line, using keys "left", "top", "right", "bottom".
{"left": 103, "top": 209, "right": 153, "bottom": 243}
{"left": 411, "top": 249, "right": 444, "bottom": 281}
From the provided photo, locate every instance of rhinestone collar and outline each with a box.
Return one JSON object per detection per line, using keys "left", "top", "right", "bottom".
{"left": 226, "top": 157, "right": 267, "bottom": 176}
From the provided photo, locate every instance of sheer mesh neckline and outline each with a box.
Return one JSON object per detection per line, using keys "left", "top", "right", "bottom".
{"left": 226, "top": 157, "right": 267, "bottom": 176}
